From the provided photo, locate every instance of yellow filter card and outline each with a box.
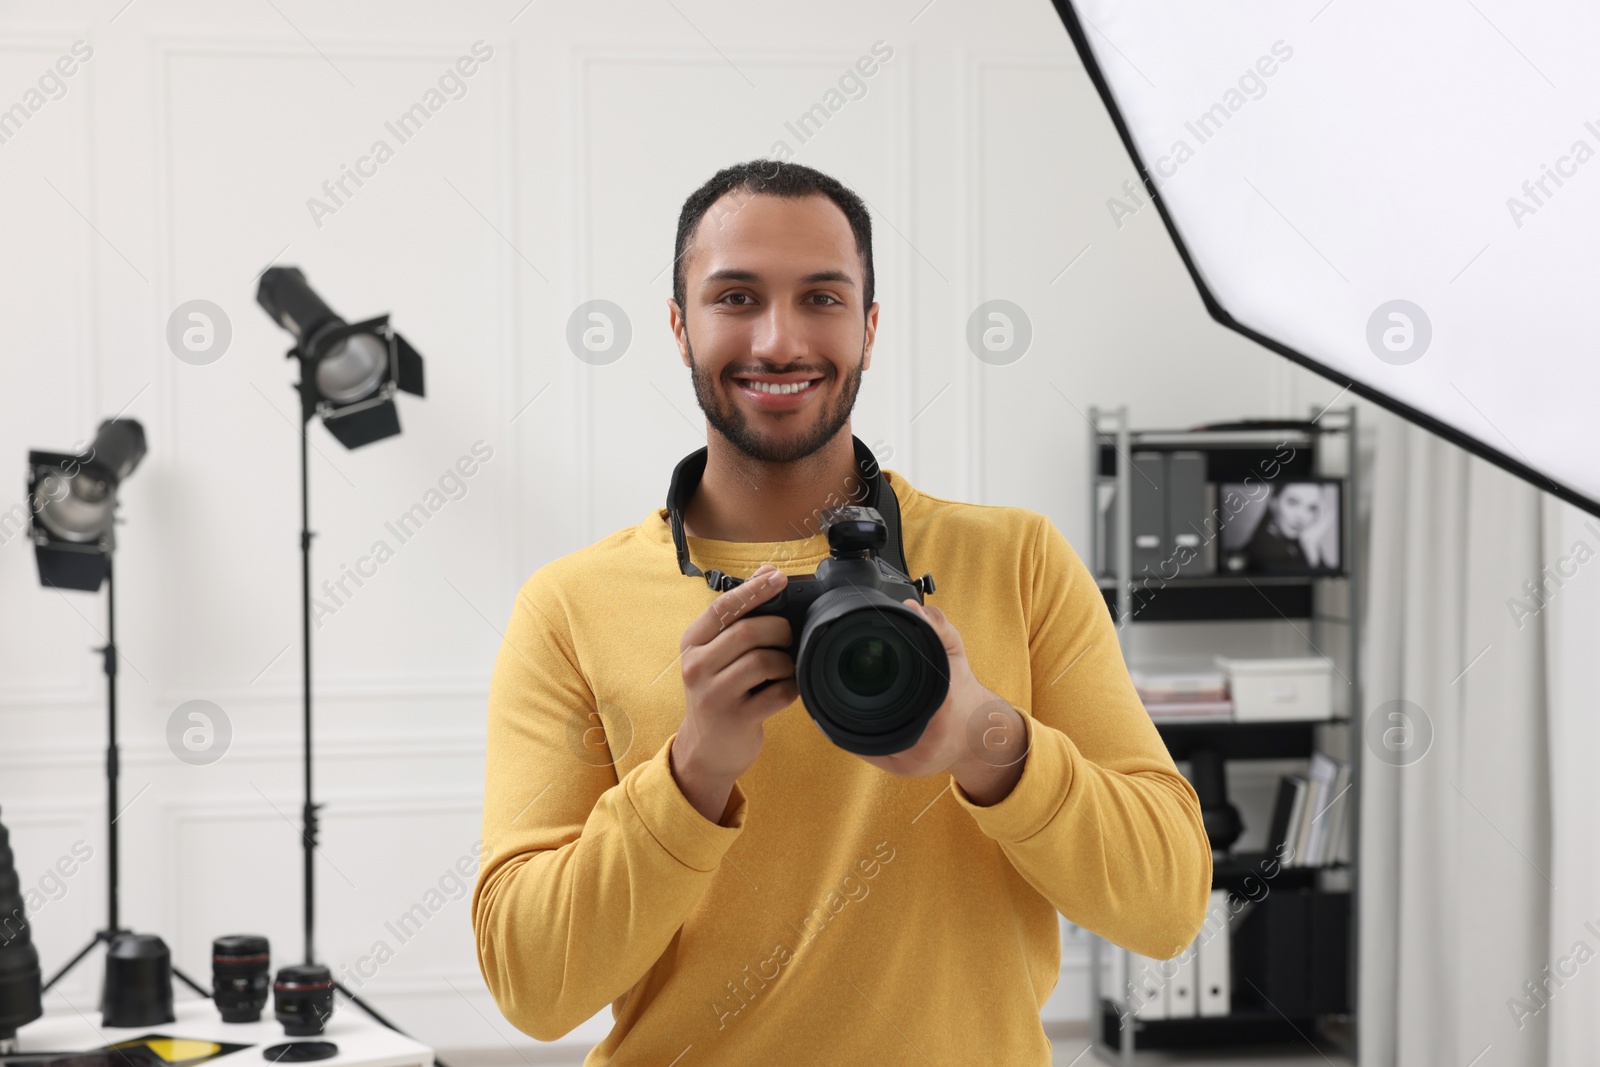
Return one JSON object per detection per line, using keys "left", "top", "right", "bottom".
{"left": 103, "top": 1036, "right": 250, "bottom": 1067}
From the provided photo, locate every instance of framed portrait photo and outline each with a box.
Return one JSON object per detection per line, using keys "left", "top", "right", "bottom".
{"left": 1217, "top": 479, "right": 1344, "bottom": 576}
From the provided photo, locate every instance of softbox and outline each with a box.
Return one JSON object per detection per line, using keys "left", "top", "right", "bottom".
{"left": 1052, "top": 0, "right": 1600, "bottom": 518}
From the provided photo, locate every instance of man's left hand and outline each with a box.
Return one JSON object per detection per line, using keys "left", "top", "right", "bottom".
{"left": 854, "top": 600, "right": 1030, "bottom": 806}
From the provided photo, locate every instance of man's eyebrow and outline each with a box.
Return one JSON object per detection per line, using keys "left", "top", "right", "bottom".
{"left": 801, "top": 270, "right": 856, "bottom": 287}
{"left": 701, "top": 268, "right": 856, "bottom": 288}
{"left": 701, "top": 268, "right": 760, "bottom": 285}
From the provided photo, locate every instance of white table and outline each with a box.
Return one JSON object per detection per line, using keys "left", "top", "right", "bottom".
{"left": 13, "top": 995, "right": 433, "bottom": 1067}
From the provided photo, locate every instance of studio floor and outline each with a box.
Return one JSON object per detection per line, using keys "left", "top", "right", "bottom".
{"left": 436, "top": 1021, "right": 1358, "bottom": 1066}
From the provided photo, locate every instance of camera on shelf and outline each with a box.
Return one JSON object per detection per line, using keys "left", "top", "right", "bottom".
{"left": 740, "top": 506, "right": 948, "bottom": 756}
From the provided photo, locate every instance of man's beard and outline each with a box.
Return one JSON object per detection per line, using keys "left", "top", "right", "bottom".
{"left": 685, "top": 333, "right": 864, "bottom": 465}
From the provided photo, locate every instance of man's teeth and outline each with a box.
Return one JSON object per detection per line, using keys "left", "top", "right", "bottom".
{"left": 744, "top": 379, "right": 815, "bottom": 395}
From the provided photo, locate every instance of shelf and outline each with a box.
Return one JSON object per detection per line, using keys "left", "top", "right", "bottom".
{"left": 1154, "top": 717, "right": 1346, "bottom": 761}
{"left": 1096, "top": 436, "right": 1320, "bottom": 482}
{"left": 1097, "top": 999, "right": 1330, "bottom": 1050}
{"left": 1210, "top": 850, "right": 1344, "bottom": 892}
{"left": 1100, "top": 576, "right": 1328, "bottom": 622}
{"left": 1086, "top": 404, "right": 1362, "bottom": 1063}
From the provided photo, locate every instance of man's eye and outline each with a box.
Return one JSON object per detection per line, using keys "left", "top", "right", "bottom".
{"left": 810, "top": 294, "right": 841, "bottom": 305}
{"left": 721, "top": 293, "right": 753, "bottom": 305}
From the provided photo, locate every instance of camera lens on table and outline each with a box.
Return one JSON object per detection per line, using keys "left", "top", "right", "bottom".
{"left": 211, "top": 935, "right": 270, "bottom": 1023}
{"left": 273, "top": 963, "right": 334, "bottom": 1036}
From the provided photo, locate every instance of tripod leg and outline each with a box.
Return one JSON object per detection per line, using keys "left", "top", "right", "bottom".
{"left": 172, "top": 965, "right": 211, "bottom": 998}
{"left": 42, "top": 934, "right": 106, "bottom": 993}
{"left": 331, "top": 981, "right": 450, "bottom": 1067}
{"left": 330, "top": 980, "right": 402, "bottom": 1032}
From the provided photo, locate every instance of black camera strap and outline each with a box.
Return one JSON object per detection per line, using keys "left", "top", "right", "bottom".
{"left": 667, "top": 434, "right": 909, "bottom": 591}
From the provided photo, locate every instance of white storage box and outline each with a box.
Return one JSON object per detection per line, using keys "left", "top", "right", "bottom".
{"left": 1212, "top": 655, "right": 1334, "bottom": 722}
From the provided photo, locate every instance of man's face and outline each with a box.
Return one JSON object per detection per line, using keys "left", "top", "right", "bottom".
{"left": 670, "top": 191, "right": 878, "bottom": 465}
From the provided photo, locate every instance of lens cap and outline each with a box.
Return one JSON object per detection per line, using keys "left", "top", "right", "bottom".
{"left": 262, "top": 1041, "right": 339, "bottom": 1063}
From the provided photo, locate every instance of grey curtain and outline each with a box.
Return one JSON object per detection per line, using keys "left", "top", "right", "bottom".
{"left": 1358, "top": 402, "right": 1597, "bottom": 1066}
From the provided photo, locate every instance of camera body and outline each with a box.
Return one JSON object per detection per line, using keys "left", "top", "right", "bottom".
{"left": 742, "top": 507, "right": 949, "bottom": 756}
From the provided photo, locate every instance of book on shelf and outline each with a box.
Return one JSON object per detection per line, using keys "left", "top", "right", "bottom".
{"left": 1268, "top": 774, "right": 1308, "bottom": 864}
{"left": 1322, "top": 759, "right": 1353, "bottom": 865}
{"left": 1130, "top": 657, "right": 1229, "bottom": 701}
{"left": 1266, "top": 760, "right": 1351, "bottom": 868}
{"left": 1133, "top": 656, "right": 1234, "bottom": 721}
{"left": 1143, "top": 698, "right": 1234, "bottom": 721}
{"left": 1297, "top": 757, "right": 1329, "bottom": 865}
{"left": 1302, "top": 752, "right": 1346, "bottom": 866}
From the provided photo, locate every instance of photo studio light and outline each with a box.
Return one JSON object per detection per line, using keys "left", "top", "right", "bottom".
{"left": 27, "top": 419, "right": 147, "bottom": 592}
{"left": 1051, "top": 0, "right": 1600, "bottom": 519}
{"left": 22, "top": 418, "right": 209, "bottom": 1011}
{"left": 249, "top": 265, "right": 433, "bottom": 1049}
{"left": 255, "top": 266, "right": 425, "bottom": 448}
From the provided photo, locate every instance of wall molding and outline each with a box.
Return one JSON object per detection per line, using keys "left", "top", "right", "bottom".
{"left": 0, "top": 29, "right": 103, "bottom": 711}
{"left": 0, "top": 730, "right": 487, "bottom": 773}
{"left": 148, "top": 31, "right": 521, "bottom": 699}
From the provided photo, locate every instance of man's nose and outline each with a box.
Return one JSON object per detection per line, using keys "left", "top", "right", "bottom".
{"left": 748, "top": 301, "right": 808, "bottom": 362}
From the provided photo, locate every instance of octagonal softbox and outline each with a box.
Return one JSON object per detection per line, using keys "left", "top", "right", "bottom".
{"left": 1052, "top": 0, "right": 1600, "bottom": 518}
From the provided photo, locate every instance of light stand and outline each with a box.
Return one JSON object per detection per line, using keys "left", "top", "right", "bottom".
{"left": 26, "top": 422, "right": 209, "bottom": 1004}
{"left": 256, "top": 267, "right": 425, "bottom": 1038}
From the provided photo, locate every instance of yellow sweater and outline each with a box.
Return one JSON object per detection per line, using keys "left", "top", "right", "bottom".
{"left": 472, "top": 467, "right": 1211, "bottom": 1064}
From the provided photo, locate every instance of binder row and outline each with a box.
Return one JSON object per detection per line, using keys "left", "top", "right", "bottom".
{"left": 1109, "top": 889, "right": 1231, "bottom": 1019}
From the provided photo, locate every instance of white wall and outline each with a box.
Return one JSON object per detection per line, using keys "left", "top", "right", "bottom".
{"left": 0, "top": 0, "right": 1351, "bottom": 1057}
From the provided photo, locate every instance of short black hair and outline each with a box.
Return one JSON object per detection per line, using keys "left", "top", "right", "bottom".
{"left": 672, "top": 159, "right": 874, "bottom": 318}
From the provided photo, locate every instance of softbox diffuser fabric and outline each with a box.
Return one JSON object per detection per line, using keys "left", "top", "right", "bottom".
{"left": 1052, "top": 0, "right": 1600, "bottom": 518}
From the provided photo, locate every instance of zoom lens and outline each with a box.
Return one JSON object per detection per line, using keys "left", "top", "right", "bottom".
{"left": 274, "top": 964, "right": 334, "bottom": 1036}
{"left": 212, "top": 935, "right": 270, "bottom": 1023}
{"left": 796, "top": 587, "right": 949, "bottom": 756}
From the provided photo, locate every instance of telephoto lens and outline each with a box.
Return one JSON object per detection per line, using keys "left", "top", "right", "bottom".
{"left": 211, "top": 935, "right": 270, "bottom": 1023}
{"left": 273, "top": 964, "right": 334, "bottom": 1036}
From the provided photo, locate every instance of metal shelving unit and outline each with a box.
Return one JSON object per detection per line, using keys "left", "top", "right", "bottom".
{"left": 1083, "top": 404, "right": 1362, "bottom": 1064}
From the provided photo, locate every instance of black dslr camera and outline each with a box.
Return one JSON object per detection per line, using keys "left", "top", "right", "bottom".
{"left": 740, "top": 506, "right": 949, "bottom": 756}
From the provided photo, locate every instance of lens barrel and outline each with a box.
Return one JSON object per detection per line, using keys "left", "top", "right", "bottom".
{"left": 274, "top": 963, "right": 334, "bottom": 1036}
{"left": 795, "top": 585, "right": 949, "bottom": 756}
{"left": 212, "top": 935, "right": 270, "bottom": 1023}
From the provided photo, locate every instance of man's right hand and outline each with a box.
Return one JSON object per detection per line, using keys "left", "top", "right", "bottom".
{"left": 670, "top": 563, "right": 798, "bottom": 824}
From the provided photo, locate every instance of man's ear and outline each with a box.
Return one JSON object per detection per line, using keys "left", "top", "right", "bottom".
{"left": 862, "top": 301, "right": 880, "bottom": 372}
{"left": 668, "top": 298, "right": 690, "bottom": 368}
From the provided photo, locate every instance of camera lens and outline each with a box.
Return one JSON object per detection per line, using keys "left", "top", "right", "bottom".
{"left": 837, "top": 635, "right": 898, "bottom": 698}
{"left": 212, "top": 935, "right": 270, "bottom": 1023}
{"left": 274, "top": 963, "right": 334, "bottom": 1036}
{"left": 811, "top": 615, "right": 919, "bottom": 726}
{"left": 796, "top": 588, "right": 948, "bottom": 755}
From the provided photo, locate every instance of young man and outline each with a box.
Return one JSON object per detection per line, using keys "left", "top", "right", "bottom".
{"left": 472, "top": 160, "right": 1211, "bottom": 1064}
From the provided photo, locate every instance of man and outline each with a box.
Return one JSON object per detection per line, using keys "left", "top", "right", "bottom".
{"left": 472, "top": 160, "right": 1211, "bottom": 1064}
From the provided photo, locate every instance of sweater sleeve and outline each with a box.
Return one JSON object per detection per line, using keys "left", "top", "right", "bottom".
{"left": 948, "top": 514, "right": 1212, "bottom": 960}
{"left": 470, "top": 574, "right": 746, "bottom": 1041}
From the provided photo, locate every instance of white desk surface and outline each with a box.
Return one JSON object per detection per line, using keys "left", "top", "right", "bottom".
{"left": 14, "top": 995, "right": 434, "bottom": 1067}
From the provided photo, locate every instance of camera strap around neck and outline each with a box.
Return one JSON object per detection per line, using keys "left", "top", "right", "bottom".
{"left": 667, "top": 434, "right": 909, "bottom": 591}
